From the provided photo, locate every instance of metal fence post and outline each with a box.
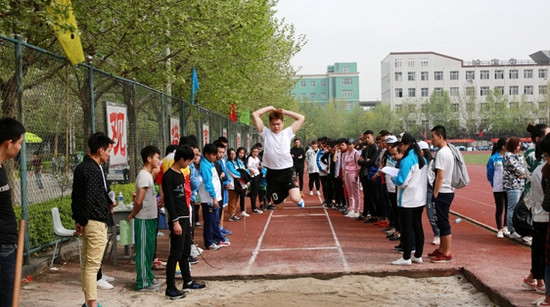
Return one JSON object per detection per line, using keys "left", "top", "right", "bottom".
{"left": 15, "top": 35, "right": 30, "bottom": 264}
{"left": 181, "top": 98, "right": 186, "bottom": 137}
{"left": 87, "top": 56, "right": 96, "bottom": 134}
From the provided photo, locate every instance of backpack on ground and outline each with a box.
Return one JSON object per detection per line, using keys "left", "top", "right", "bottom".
{"left": 513, "top": 194, "right": 533, "bottom": 237}
{"left": 448, "top": 144, "right": 470, "bottom": 189}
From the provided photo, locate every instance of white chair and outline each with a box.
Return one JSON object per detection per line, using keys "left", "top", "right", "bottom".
{"left": 50, "top": 207, "right": 82, "bottom": 267}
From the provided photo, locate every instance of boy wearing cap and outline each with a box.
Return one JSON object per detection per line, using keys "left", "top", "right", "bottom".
{"left": 252, "top": 106, "right": 305, "bottom": 209}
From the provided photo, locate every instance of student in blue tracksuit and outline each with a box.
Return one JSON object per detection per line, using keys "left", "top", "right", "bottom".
{"left": 486, "top": 138, "right": 508, "bottom": 238}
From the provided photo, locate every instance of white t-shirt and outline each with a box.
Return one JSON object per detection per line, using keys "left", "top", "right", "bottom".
{"left": 260, "top": 126, "right": 294, "bottom": 170}
{"left": 433, "top": 146, "right": 455, "bottom": 193}
{"left": 135, "top": 169, "right": 158, "bottom": 219}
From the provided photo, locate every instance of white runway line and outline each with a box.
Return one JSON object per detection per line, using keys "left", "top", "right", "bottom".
{"left": 244, "top": 210, "right": 274, "bottom": 274}
{"left": 323, "top": 206, "right": 349, "bottom": 271}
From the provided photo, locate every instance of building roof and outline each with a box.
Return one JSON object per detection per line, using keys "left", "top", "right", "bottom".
{"left": 530, "top": 50, "right": 550, "bottom": 64}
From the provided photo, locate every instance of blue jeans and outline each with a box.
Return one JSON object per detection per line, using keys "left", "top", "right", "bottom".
{"left": 426, "top": 186, "right": 440, "bottom": 237}
{"left": 506, "top": 189, "right": 522, "bottom": 233}
{"left": 0, "top": 244, "right": 16, "bottom": 307}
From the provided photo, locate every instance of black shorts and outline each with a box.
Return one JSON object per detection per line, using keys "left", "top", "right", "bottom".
{"left": 266, "top": 167, "right": 298, "bottom": 204}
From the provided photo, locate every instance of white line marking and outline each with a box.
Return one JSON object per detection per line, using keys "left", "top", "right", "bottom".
{"left": 244, "top": 210, "right": 274, "bottom": 274}
{"left": 260, "top": 246, "right": 339, "bottom": 252}
{"left": 271, "top": 213, "right": 326, "bottom": 218}
{"left": 324, "top": 207, "right": 349, "bottom": 271}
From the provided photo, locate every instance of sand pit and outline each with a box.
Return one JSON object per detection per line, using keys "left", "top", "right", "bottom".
{"left": 19, "top": 273, "right": 498, "bottom": 307}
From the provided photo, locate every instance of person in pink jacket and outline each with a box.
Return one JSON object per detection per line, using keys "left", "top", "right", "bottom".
{"left": 337, "top": 138, "right": 362, "bottom": 218}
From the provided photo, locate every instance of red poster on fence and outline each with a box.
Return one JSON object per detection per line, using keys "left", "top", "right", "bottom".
{"left": 236, "top": 132, "right": 241, "bottom": 148}
{"left": 202, "top": 123, "right": 210, "bottom": 146}
{"left": 170, "top": 117, "right": 180, "bottom": 145}
{"left": 106, "top": 102, "right": 128, "bottom": 166}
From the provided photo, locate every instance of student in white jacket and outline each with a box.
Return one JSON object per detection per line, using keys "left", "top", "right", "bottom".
{"left": 391, "top": 133, "right": 428, "bottom": 266}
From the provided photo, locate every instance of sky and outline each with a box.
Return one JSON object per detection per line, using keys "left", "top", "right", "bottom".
{"left": 274, "top": 0, "right": 550, "bottom": 101}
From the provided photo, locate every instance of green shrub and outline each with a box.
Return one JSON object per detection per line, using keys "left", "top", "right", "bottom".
{"left": 14, "top": 182, "right": 136, "bottom": 250}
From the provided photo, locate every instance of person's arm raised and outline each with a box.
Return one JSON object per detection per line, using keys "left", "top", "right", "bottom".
{"left": 252, "top": 106, "right": 276, "bottom": 133}
{"left": 280, "top": 109, "right": 305, "bottom": 134}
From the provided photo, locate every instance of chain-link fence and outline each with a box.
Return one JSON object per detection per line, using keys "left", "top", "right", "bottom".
{"left": 0, "top": 35, "right": 258, "bottom": 260}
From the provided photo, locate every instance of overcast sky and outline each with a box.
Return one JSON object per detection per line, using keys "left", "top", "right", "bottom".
{"left": 274, "top": 0, "right": 550, "bottom": 101}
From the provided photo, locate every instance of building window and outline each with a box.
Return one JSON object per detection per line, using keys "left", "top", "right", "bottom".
{"left": 524, "top": 85, "right": 533, "bottom": 95}
{"left": 395, "top": 104, "right": 402, "bottom": 110}
{"left": 495, "top": 86, "right": 504, "bottom": 95}
{"left": 342, "top": 90, "right": 353, "bottom": 98}
{"left": 450, "top": 87, "right": 459, "bottom": 97}
{"left": 310, "top": 93, "right": 316, "bottom": 99}
{"left": 450, "top": 71, "right": 459, "bottom": 80}
{"left": 421, "top": 88, "right": 429, "bottom": 97}
{"left": 320, "top": 81, "right": 326, "bottom": 87}
{"left": 395, "top": 72, "right": 402, "bottom": 81}
{"left": 408, "top": 72, "right": 415, "bottom": 81}
{"left": 408, "top": 58, "right": 415, "bottom": 67}
{"left": 466, "top": 70, "right": 475, "bottom": 80}
{"left": 310, "top": 81, "right": 316, "bottom": 87}
{"left": 524, "top": 69, "right": 533, "bottom": 78}
{"left": 480, "top": 86, "right": 490, "bottom": 96}
{"left": 509, "top": 69, "right": 518, "bottom": 79}
{"left": 347, "top": 102, "right": 353, "bottom": 109}
{"left": 320, "top": 93, "right": 327, "bottom": 99}
{"left": 291, "top": 94, "right": 296, "bottom": 98}
{"left": 300, "top": 93, "right": 307, "bottom": 98}
{"left": 453, "top": 104, "right": 459, "bottom": 112}
{"left": 300, "top": 81, "right": 306, "bottom": 87}
{"left": 434, "top": 87, "right": 443, "bottom": 94}
{"left": 434, "top": 71, "right": 443, "bottom": 81}
{"left": 466, "top": 87, "right": 475, "bottom": 96}
{"left": 421, "top": 58, "right": 428, "bottom": 67}
{"left": 342, "top": 67, "right": 349, "bottom": 73}
{"left": 480, "top": 70, "right": 489, "bottom": 80}
{"left": 509, "top": 86, "right": 519, "bottom": 95}
{"left": 342, "top": 78, "right": 352, "bottom": 85}
{"left": 495, "top": 70, "right": 504, "bottom": 79}
{"left": 408, "top": 88, "right": 416, "bottom": 97}
{"left": 395, "top": 59, "right": 402, "bottom": 67}
{"left": 540, "top": 69, "right": 548, "bottom": 79}
{"left": 421, "top": 71, "right": 429, "bottom": 81}
{"left": 540, "top": 85, "right": 548, "bottom": 95}
{"left": 395, "top": 88, "right": 403, "bottom": 98}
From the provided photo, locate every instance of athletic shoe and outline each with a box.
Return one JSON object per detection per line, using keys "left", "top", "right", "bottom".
{"left": 267, "top": 204, "right": 275, "bottom": 210}
{"left": 194, "top": 222, "right": 201, "bottom": 228}
{"left": 208, "top": 244, "right": 222, "bottom": 250}
{"left": 431, "top": 253, "right": 453, "bottom": 263}
{"left": 240, "top": 211, "right": 250, "bottom": 217}
{"left": 97, "top": 278, "right": 114, "bottom": 290}
{"left": 101, "top": 274, "right": 115, "bottom": 282}
{"left": 345, "top": 211, "right": 357, "bottom": 218}
{"left": 316, "top": 191, "right": 321, "bottom": 196}
{"left": 497, "top": 230, "right": 504, "bottom": 238}
{"left": 523, "top": 236, "right": 533, "bottom": 244}
{"left": 229, "top": 215, "right": 241, "bottom": 221}
{"left": 432, "top": 236, "right": 440, "bottom": 245}
{"left": 342, "top": 209, "right": 349, "bottom": 215}
{"left": 537, "top": 300, "right": 550, "bottom": 306}
{"left": 297, "top": 199, "right": 305, "bottom": 208}
{"left": 376, "top": 220, "right": 390, "bottom": 227}
{"left": 411, "top": 256, "right": 423, "bottom": 264}
{"left": 391, "top": 257, "right": 412, "bottom": 266}
{"left": 188, "top": 256, "right": 199, "bottom": 265}
{"left": 502, "top": 227, "right": 510, "bottom": 236}
{"left": 253, "top": 208, "right": 263, "bottom": 214}
{"left": 509, "top": 232, "right": 522, "bottom": 239}
{"left": 427, "top": 249, "right": 441, "bottom": 258}
{"left": 139, "top": 283, "right": 161, "bottom": 292}
{"left": 218, "top": 241, "right": 231, "bottom": 247}
{"left": 165, "top": 288, "right": 186, "bottom": 300}
{"left": 182, "top": 281, "right": 207, "bottom": 292}
{"left": 309, "top": 191, "right": 314, "bottom": 196}
{"left": 387, "top": 233, "right": 400, "bottom": 241}
{"left": 221, "top": 228, "right": 232, "bottom": 235}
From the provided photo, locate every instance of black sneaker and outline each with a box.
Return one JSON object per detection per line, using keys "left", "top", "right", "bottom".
{"left": 342, "top": 209, "right": 349, "bottom": 215}
{"left": 182, "top": 281, "right": 207, "bottom": 292}
{"left": 266, "top": 204, "right": 275, "bottom": 210}
{"left": 188, "top": 256, "right": 199, "bottom": 265}
{"left": 165, "top": 288, "right": 186, "bottom": 300}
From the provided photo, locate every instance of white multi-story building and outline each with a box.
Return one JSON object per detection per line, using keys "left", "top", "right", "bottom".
{"left": 381, "top": 51, "right": 550, "bottom": 110}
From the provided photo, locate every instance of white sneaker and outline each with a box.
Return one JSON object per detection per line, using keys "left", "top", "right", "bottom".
{"left": 509, "top": 232, "right": 522, "bottom": 239}
{"left": 309, "top": 191, "right": 313, "bottom": 196}
{"left": 523, "top": 236, "right": 533, "bottom": 244}
{"left": 240, "top": 211, "right": 250, "bottom": 217}
{"left": 253, "top": 209, "right": 263, "bottom": 214}
{"left": 101, "top": 273, "right": 115, "bottom": 282}
{"left": 411, "top": 256, "right": 423, "bottom": 264}
{"left": 392, "top": 257, "right": 412, "bottom": 266}
{"left": 97, "top": 278, "right": 114, "bottom": 290}
{"left": 502, "top": 227, "right": 510, "bottom": 236}
{"left": 497, "top": 230, "right": 504, "bottom": 238}
{"left": 345, "top": 211, "right": 356, "bottom": 218}
{"left": 316, "top": 191, "right": 321, "bottom": 196}
{"left": 431, "top": 236, "right": 440, "bottom": 245}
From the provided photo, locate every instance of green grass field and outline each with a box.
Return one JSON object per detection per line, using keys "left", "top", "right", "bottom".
{"left": 461, "top": 151, "right": 492, "bottom": 165}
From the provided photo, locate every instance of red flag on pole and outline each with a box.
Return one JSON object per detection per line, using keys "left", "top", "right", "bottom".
{"left": 229, "top": 104, "right": 237, "bottom": 122}
{"left": 479, "top": 131, "right": 483, "bottom": 138}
